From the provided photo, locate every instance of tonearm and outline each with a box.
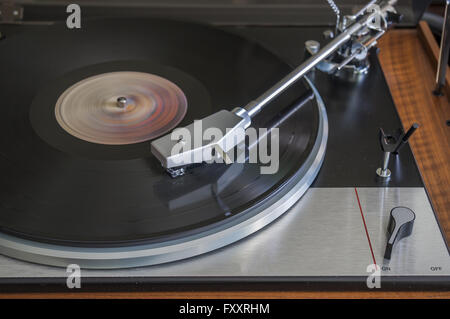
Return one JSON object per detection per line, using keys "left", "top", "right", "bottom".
{"left": 151, "top": 0, "right": 400, "bottom": 176}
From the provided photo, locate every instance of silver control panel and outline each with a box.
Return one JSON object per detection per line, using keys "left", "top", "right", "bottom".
{"left": 0, "top": 188, "right": 448, "bottom": 280}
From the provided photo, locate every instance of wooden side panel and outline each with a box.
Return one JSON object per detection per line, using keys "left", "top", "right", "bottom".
{"left": 378, "top": 29, "right": 450, "bottom": 245}
{"left": 417, "top": 21, "right": 450, "bottom": 97}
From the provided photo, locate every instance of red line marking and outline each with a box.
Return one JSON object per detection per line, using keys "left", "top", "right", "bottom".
{"left": 354, "top": 187, "right": 377, "bottom": 267}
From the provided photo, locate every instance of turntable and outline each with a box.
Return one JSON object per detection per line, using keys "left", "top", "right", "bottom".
{"left": 0, "top": 0, "right": 448, "bottom": 293}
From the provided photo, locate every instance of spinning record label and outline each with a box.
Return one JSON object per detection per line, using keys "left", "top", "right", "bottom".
{"left": 54, "top": 71, "right": 188, "bottom": 145}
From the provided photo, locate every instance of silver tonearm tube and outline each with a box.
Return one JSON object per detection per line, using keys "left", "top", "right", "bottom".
{"left": 151, "top": 0, "right": 399, "bottom": 172}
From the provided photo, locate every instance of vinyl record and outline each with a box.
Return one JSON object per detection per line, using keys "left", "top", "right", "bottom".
{"left": 0, "top": 18, "right": 326, "bottom": 267}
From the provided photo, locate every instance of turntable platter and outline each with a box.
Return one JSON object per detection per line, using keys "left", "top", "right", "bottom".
{"left": 0, "top": 19, "right": 327, "bottom": 268}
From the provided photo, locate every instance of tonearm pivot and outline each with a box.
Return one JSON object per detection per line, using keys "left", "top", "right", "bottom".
{"left": 311, "top": 0, "right": 402, "bottom": 79}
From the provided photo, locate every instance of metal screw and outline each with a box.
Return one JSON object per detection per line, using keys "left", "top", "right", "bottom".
{"left": 305, "top": 40, "right": 320, "bottom": 55}
{"left": 323, "top": 30, "right": 334, "bottom": 39}
{"left": 376, "top": 167, "right": 391, "bottom": 178}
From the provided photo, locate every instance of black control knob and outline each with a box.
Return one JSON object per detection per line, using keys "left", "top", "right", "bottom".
{"left": 384, "top": 207, "right": 416, "bottom": 260}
